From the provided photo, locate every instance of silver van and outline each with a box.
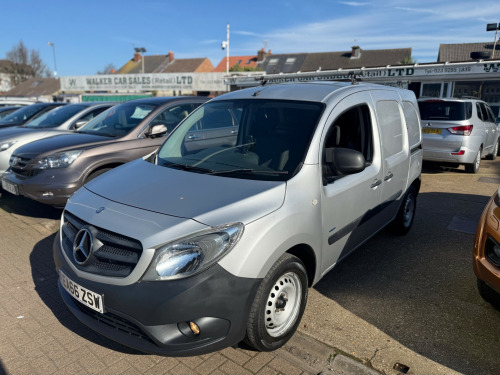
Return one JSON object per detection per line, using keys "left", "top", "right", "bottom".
{"left": 54, "top": 82, "right": 422, "bottom": 355}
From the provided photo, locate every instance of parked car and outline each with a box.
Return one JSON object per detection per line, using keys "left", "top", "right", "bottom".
{"left": 418, "top": 98, "right": 499, "bottom": 173}
{"left": 0, "top": 106, "right": 22, "bottom": 120}
{"left": 0, "top": 102, "right": 65, "bottom": 129}
{"left": 1, "top": 97, "right": 207, "bottom": 206}
{"left": 0, "top": 102, "right": 115, "bottom": 177}
{"left": 52, "top": 81, "right": 422, "bottom": 356}
{"left": 474, "top": 186, "right": 500, "bottom": 309}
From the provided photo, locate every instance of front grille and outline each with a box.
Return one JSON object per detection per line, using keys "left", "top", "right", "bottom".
{"left": 76, "top": 302, "right": 154, "bottom": 344}
{"left": 62, "top": 211, "right": 143, "bottom": 277}
{"left": 10, "top": 155, "right": 39, "bottom": 177}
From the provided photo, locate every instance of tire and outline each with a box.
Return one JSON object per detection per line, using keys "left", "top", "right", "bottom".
{"left": 390, "top": 186, "right": 417, "bottom": 236}
{"left": 85, "top": 168, "right": 112, "bottom": 183}
{"left": 465, "top": 149, "right": 481, "bottom": 173}
{"left": 477, "top": 279, "right": 500, "bottom": 310}
{"left": 244, "top": 253, "right": 308, "bottom": 352}
{"left": 487, "top": 140, "right": 499, "bottom": 160}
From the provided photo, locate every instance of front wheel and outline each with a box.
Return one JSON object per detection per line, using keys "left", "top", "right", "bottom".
{"left": 487, "top": 140, "right": 499, "bottom": 160}
{"left": 477, "top": 279, "right": 500, "bottom": 310}
{"left": 244, "top": 253, "right": 308, "bottom": 352}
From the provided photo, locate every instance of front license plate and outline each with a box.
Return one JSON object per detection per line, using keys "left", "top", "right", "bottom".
{"left": 1, "top": 179, "right": 18, "bottom": 195}
{"left": 59, "top": 270, "right": 104, "bottom": 313}
{"left": 422, "top": 128, "right": 442, "bottom": 134}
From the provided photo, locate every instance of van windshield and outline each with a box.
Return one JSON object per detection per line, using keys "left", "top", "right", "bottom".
{"left": 156, "top": 99, "right": 324, "bottom": 181}
{"left": 418, "top": 101, "right": 472, "bottom": 121}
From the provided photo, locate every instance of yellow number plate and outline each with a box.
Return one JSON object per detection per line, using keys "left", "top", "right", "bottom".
{"left": 422, "top": 128, "right": 442, "bottom": 134}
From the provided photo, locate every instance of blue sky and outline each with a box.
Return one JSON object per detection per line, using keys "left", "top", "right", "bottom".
{"left": 1, "top": 0, "right": 499, "bottom": 77}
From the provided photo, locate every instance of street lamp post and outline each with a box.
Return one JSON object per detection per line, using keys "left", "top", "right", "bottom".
{"left": 134, "top": 47, "right": 147, "bottom": 74}
{"left": 221, "top": 23, "right": 230, "bottom": 74}
{"left": 47, "top": 42, "right": 57, "bottom": 77}
{"left": 487, "top": 23, "right": 500, "bottom": 59}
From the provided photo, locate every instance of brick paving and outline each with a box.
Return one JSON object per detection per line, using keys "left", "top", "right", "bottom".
{"left": 0, "top": 194, "right": 315, "bottom": 375}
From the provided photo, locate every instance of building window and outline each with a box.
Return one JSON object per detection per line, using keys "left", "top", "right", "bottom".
{"left": 268, "top": 58, "right": 279, "bottom": 65}
{"left": 285, "top": 57, "right": 296, "bottom": 65}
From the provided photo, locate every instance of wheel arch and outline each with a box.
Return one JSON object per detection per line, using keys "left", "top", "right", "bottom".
{"left": 286, "top": 244, "right": 317, "bottom": 287}
{"left": 84, "top": 162, "right": 123, "bottom": 182}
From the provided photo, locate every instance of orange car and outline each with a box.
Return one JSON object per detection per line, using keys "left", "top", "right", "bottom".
{"left": 474, "top": 186, "right": 500, "bottom": 309}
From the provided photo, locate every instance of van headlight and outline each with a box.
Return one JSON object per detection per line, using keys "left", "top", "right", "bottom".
{"left": 35, "top": 150, "right": 83, "bottom": 169}
{"left": 142, "top": 223, "right": 244, "bottom": 281}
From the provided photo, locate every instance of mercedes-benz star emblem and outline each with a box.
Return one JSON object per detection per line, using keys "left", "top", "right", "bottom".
{"left": 73, "top": 228, "right": 93, "bottom": 265}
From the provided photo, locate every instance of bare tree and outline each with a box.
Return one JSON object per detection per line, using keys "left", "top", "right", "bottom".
{"left": 5, "top": 41, "right": 50, "bottom": 85}
{"left": 97, "top": 63, "right": 116, "bottom": 75}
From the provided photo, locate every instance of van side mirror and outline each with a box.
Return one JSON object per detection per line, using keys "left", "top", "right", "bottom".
{"left": 323, "top": 147, "right": 367, "bottom": 184}
{"left": 148, "top": 124, "right": 168, "bottom": 138}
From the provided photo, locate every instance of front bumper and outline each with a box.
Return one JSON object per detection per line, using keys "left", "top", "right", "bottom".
{"left": 473, "top": 196, "right": 500, "bottom": 295}
{"left": 53, "top": 234, "right": 260, "bottom": 356}
{"left": 2, "top": 170, "right": 80, "bottom": 206}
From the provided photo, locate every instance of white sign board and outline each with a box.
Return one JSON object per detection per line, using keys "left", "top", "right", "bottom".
{"left": 61, "top": 73, "right": 228, "bottom": 92}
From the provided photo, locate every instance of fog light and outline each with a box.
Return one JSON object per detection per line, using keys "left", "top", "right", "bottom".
{"left": 494, "top": 244, "right": 500, "bottom": 258}
{"left": 42, "top": 192, "right": 54, "bottom": 197}
{"left": 189, "top": 321, "right": 200, "bottom": 335}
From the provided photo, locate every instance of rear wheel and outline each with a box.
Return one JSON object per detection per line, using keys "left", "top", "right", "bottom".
{"left": 390, "top": 186, "right": 417, "bottom": 235}
{"left": 244, "top": 253, "right": 308, "bottom": 352}
{"left": 465, "top": 149, "right": 481, "bottom": 173}
{"left": 477, "top": 279, "right": 500, "bottom": 310}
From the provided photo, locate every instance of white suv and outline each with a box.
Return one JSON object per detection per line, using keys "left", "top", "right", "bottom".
{"left": 418, "top": 98, "right": 499, "bottom": 173}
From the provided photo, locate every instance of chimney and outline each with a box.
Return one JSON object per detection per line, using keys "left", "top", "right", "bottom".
{"left": 168, "top": 50, "right": 174, "bottom": 61}
{"left": 351, "top": 46, "right": 361, "bottom": 59}
{"left": 257, "top": 48, "right": 268, "bottom": 62}
{"left": 133, "top": 52, "right": 141, "bottom": 62}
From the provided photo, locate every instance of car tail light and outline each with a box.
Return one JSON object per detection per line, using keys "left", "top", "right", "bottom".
{"left": 448, "top": 125, "right": 473, "bottom": 136}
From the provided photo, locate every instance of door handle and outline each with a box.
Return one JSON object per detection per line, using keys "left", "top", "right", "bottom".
{"left": 187, "top": 134, "right": 200, "bottom": 140}
{"left": 371, "top": 179, "right": 382, "bottom": 188}
{"left": 231, "top": 130, "right": 238, "bottom": 134}
{"left": 384, "top": 172, "right": 394, "bottom": 181}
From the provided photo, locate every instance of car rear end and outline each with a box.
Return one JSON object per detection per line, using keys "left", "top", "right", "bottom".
{"left": 418, "top": 99, "right": 483, "bottom": 165}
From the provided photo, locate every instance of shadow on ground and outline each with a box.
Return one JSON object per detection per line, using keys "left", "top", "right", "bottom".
{"left": 30, "top": 233, "right": 142, "bottom": 355}
{"left": 0, "top": 191, "right": 61, "bottom": 220}
{"left": 314, "top": 191, "right": 500, "bottom": 375}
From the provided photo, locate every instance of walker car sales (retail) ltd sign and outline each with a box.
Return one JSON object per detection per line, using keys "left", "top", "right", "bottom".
{"left": 61, "top": 73, "right": 227, "bottom": 92}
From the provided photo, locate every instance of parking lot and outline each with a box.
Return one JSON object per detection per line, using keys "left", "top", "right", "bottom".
{"left": 1, "top": 159, "right": 499, "bottom": 375}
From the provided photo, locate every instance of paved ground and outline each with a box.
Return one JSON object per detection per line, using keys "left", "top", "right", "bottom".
{"left": 0, "top": 158, "right": 499, "bottom": 375}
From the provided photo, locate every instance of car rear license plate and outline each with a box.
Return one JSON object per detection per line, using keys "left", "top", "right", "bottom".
{"left": 59, "top": 270, "right": 104, "bottom": 313}
{"left": 422, "top": 128, "right": 442, "bottom": 134}
{"left": 1, "top": 179, "right": 18, "bottom": 195}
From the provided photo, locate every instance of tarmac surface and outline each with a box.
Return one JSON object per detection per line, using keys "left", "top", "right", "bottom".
{"left": 1, "top": 158, "right": 499, "bottom": 374}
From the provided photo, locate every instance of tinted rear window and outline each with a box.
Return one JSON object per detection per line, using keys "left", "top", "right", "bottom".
{"left": 418, "top": 101, "right": 472, "bottom": 121}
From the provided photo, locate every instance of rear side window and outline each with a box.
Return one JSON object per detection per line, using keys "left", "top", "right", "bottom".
{"left": 377, "top": 100, "right": 403, "bottom": 156}
{"left": 402, "top": 101, "right": 421, "bottom": 149}
{"left": 418, "top": 101, "right": 471, "bottom": 121}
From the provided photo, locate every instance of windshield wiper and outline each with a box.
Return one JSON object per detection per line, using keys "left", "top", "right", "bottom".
{"left": 211, "top": 168, "right": 288, "bottom": 175}
{"left": 159, "top": 161, "right": 214, "bottom": 174}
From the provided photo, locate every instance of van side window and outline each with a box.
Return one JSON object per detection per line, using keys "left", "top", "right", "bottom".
{"left": 402, "top": 101, "right": 421, "bottom": 149}
{"left": 377, "top": 100, "right": 403, "bottom": 156}
{"left": 324, "top": 104, "right": 373, "bottom": 173}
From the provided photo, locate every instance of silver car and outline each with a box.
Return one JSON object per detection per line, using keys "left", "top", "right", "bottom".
{"left": 418, "top": 98, "right": 499, "bottom": 173}
{"left": 0, "top": 102, "right": 114, "bottom": 176}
